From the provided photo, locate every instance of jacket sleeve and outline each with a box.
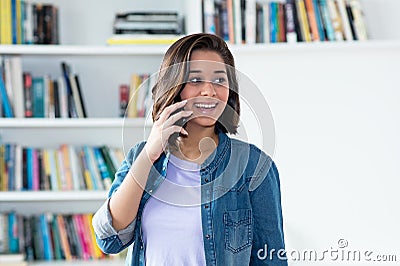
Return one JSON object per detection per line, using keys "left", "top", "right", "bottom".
{"left": 249, "top": 158, "right": 287, "bottom": 265}
{"left": 92, "top": 141, "right": 146, "bottom": 254}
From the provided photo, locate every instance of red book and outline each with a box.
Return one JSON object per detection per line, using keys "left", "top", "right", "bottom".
{"left": 119, "top": 84, "right": 129, "bottom": 117}
{"left": 23, "top": 72, "right": 33, "bottom": 117}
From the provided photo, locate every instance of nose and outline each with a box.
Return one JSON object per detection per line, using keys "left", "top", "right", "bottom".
{"left": 200, "top": 81, "right": 216, "bottom": 96}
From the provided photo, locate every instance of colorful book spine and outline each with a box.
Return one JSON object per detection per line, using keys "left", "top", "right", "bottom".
{"left": 0, "top": 71, "right": 14, "bottom": 118}
{"left": 318, "top": 0, "right": 336, "bottom": 41}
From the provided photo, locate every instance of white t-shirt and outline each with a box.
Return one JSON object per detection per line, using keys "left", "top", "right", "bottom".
{"left": 141, "top": 154, "right": 206, "bottom": 265}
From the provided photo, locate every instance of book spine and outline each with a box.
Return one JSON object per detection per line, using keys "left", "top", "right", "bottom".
{"left": 40, "top": 214, "right": 53, "bottom": 260}
{"left": 284, "top": 1, "right": 298, "bottom": 43}
{"left": 347, "top": 0, "right": 367, "bottom": 40}
{"left": 56, "top": 214, "right": 72, "bottom": 260}
{"left": 296, "top": 0, "right": 312, "bottom": 42}
{"left": 312, "top": 0, "right": 326, "bottom": 41}
{"left": 32, "top": 148, "right": 39, "bottom": 191}
{"left": 93, "top": 147, "right": 112, "bottom": 190}
{"left": 8, "top": 212, "right": 19, "bottom": 253}
{"left": 318, "top": 0, "right": 336, "bottom": 41}
{"left": 327, "top": 0, "right": 344, "bottom": 41}
{"left": 335, "top": 0, "right": 353, "bottom": 40}
{"left": 203, "top": 0, "right": 216, "bottom": 34}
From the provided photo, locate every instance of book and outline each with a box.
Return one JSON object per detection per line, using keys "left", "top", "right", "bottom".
{"left": 39, "top": 214, "right": 53, "bottom": 260}
{"left": 327, "top": 0, "right": 344, "bottom": 41}
{"left": 60, "top": 62, "right": 77, "bottom": 118}
{"left": 9, "top": 56, "right": 24, "bottom": 118}
{"left": 119, "top": 84, "right": 129, "bottom": 117}
{"left": 22, "top": 72, "right": 33, "bottom": 117}
{"left": 335, "top": 0, "right": 353, "bottom": 41}
{"left": 347, "top": 0, "right": 367, "bottom": 40}
{"left": 312, "top": 0, "right": 326, "bottom": 41}
{"left": 8, "top": 212, "right": 19, "bottom": 253}
{"left": 304, "top": 0, "right": 320, "bottom": 41}
{"left": 73, "top": 74, "right": 87, "bottom": 117}
{"left": 69, "top": 73, "right": 86, "bottom": 118}
{"left": 296, "top": 0, "right": 312, "bottom": 42}
{"left": 93, "top": 147, "right": 112, "bottom": 190}
{"left": 318, "top": 0, "right": 336, "bottom": 41}
{"left": 55, "top": 215, "right": 72, "bottom": 260}
{"left": 203, "top": 0, "right": 216, "bottom": 34}
{"left": 284, "top": 0, "right": 298, "bottom": 43}
{"left": 52, "top": 79, "right": 60, "bottom": 118}
{"left": 31, "top": 77, "right": 45, "bottom": 118}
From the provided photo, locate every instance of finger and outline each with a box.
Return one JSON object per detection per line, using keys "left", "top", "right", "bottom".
{"left": 158, "top": 100, "right": 187, "bottom": 122}
{"left": 162, "top": 125, "right": 188, "bottom": 139}
{"left": 164, "top": 110, "right": 193, "bottom": 128}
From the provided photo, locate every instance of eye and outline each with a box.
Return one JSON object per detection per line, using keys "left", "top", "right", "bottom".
{"left": 213, "top": 77, "right": 227, "bottom": 85}
{"left": 188, "top": 77, "right": 203, "bottom": 84}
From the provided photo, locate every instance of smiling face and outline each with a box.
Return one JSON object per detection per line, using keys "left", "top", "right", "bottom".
{"left": 180, "top": 50, "right": 230, "bottom": 129}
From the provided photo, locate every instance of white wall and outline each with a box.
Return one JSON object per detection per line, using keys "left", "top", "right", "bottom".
{"left": 235, "top": 46, "right": 400, "bottom": 265}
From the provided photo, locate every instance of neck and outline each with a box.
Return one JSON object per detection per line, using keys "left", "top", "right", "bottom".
{"left": 172, "top": 123, "right": 219, "bottom": 164}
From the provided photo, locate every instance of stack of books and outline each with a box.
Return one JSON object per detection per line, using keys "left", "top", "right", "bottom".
{"left": 106, "top": 11, "right": 185, "bottom": 45}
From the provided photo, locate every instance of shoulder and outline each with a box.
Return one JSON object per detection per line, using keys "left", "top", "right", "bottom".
{"left": 229, "top": 136, "right": 273, "bottom": 164}
{"left": 228, "top": 136, "right": 277, "bottom": 189}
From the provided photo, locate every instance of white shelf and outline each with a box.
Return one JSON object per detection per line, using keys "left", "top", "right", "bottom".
{"left": 0, "top": 118, "right": 152, "bottom": 128}
{"left": 0, "top": 191, "right": 107, "bottom": 202}
{"left": 1, "top": 40, "right": 399, "bottom": 56}
{"left": 0, "top": 44, "right": 169, "bottom": 56}
{"left": 229, "top": 39, "right": 400, "bottom": 53}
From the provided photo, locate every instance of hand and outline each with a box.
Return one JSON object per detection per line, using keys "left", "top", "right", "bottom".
{"left": 144, "top": 100, "right": 192, "bottom": 162}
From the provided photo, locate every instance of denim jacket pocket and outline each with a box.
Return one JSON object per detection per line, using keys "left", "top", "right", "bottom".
{"left": 223, "top": 209, "right": 253, "bottom": 253}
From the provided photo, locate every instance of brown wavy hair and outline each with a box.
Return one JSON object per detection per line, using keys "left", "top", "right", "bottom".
{"left": 151, "top": 33, "right": 240, "bottom": 135}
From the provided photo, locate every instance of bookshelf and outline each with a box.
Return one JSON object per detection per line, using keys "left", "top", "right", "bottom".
{"left": 1, "top": 0, "right": 400, "bottom": 265}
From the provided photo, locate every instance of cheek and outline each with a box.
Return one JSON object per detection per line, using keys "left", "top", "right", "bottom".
{"left": 179, "top": 86, "right": 194, "bottom": 100}
{"left": 218, "top": 88, "right": 229, "bottom": 103}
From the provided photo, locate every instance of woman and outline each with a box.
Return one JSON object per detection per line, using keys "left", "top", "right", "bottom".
{"left": 92, "top": 33, "right": 286, "bottom": 265}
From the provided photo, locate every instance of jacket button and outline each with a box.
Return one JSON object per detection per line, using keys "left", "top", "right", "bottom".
{"left": 204, "top": 205, "right": 209, "bottom": 209}
{"left": 205, "top": 234, "right": 211, "bottom": 239}
{"left": 205, "top": 178, "right": 209, "bottom": 182}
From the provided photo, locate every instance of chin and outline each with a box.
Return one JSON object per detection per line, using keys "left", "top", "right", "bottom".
{"left": 189, "top": 117, "right": 218, "bottom": 128}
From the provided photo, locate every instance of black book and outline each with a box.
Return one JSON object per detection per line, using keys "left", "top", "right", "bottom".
{"left": 53, "top": 80, "right": 60, "bottom": 118}
{"left": 61, "top": 62, "right": 78, "bottom": 118}
{"left": 23, "top": 216, "right": 35, "bottom": 261}
{"left": 73, "top": 74, "right": 87, "bottom": 118}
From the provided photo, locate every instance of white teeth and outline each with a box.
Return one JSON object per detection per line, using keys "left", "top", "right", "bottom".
{"left": 194, "top": 103, "right": 217, "bottom": 109}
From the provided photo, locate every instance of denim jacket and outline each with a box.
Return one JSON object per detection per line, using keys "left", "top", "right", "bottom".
{"left": 92, "top": 132, "right": 287, "bottom": 265}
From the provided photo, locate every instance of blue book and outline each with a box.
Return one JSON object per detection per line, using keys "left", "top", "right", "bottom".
{"left": 269, "top": 2, "right": 277, "bottom": 43}
{"left": 40, "top": 214, "right": 53, "bottom": 260}
{"left": 11, "top": 0, "right": 18, "bottom": 44}
{"left": 26, "top": 147, "right": 34, "bottom": 190}
{"left": 32, "top": 77, "right": 45, "bottom": 118}
{"left": 93, "top": 147, "right": 112, "bottom": 190}
{"left": 0, "top": 73, "right": 14, "bottom": 118}
{"left": 6, "top": 144, "right": 16, "bottom": 190}
{"left": 318, "top": 0, "right": 336, "bottom": 41}
{"left": 83, "top": 146, "right": 99, "bottom": 190}
{"left": 8, "top": 212, "right": 19, "bottom": 253}
{"left": 313, "top": 0, "right": 326, "bottom": 41}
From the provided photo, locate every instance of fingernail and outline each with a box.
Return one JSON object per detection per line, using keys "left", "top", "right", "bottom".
{"left": 181, "top": 100, "right": 187, "bottom": 104}
{"left": 181, "top": 128, "right": 189, "bottom": 135}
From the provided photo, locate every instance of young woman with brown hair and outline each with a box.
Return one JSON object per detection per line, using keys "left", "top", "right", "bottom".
{"left": 93, "top": 33, "right": 286, "bottom": 265}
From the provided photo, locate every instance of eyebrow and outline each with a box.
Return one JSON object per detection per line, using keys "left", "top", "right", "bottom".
{"left": 189, "top": 70, "right": 227, "bottom": 74}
